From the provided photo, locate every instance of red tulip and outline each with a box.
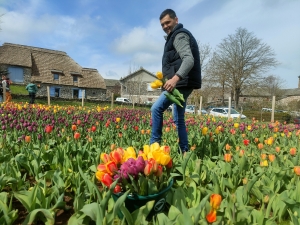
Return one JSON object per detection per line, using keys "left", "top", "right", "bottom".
{"left": 45, "top": 125, "right": 52, "bottom": 133}
{"left": 206, "top": 209, "right": 217, "bottom": 223}
{"left": 144, "top": 161, "right": 154, "bottom": 176}
{"left": 91, "top": 126, "right": 96, "bottom": 132}
{"left": 154, "top": 165, "right": 163, "bottom": 177}
{"left": 243, "top": 139, "right": 250, "bottom": 146}
{"left": 74, "top": 132, "right": 80, "bottom": 140}
{"left": 166, "top": 158, "right": 173, "bottom": 169}
{"left": 113, "top": 184, "right": 122, "bottom": 193}
{"left": 101, "top": 173, "right": 113, "bottom": 187}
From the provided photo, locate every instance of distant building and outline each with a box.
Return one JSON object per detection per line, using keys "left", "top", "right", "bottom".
{"left": 0, "top": 43, "right": 106, "bottom": 99}
{"left": 119, "top": 67, "right": 161, "bottom": 104}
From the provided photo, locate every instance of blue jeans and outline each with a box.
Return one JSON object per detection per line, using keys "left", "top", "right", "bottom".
{"left": 150, "top": 88, "right": 193, "bottom": 152}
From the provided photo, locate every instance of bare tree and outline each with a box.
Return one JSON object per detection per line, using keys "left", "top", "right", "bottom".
{"left": 189, "top": 42, "right": 212, "bottom": 107}
{"left": 260, "top": 75, "right": 285, "bottom": 97}
{"left": 209, "top": 27, "right": 278, "bottom": 108}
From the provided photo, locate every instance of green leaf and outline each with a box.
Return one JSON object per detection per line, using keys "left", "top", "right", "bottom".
{"left": 22, "top": 208, "right": 54, "bottom": 225}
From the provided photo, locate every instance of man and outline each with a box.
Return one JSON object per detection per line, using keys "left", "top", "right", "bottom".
{"left": 26, "top": 83, "right": 38, "bottom": 104}
{"left": 150, "top": 9, "right": 201, "bottom": 153}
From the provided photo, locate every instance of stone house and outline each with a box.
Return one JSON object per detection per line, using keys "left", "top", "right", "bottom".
{"left": 119, "top": 67, "right": 161, "bottom": 104}
{"left": 104, "top": 79, "right": 121, "bottom": 99}
{"left": 0, "top": 43, "right": 106, "bottom": 99}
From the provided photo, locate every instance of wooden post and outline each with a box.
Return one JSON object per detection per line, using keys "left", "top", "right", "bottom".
{"left": 199, "top": 96, "right": 203, "bottom": 115}
{"left": 3, "top": 82, "right": 6, "bottom": 102}
{"left": 47, "top": 86, "right": 50, "bottom": 106}
{"left": 271, "top": 96, "right": 275, "bottom": 122}
{"left": 111, "top": 93, "right": 114, "bottom": 108}
{"left": 82, "top": 90, "right": 85, "bottom": 107}
{"left": 228, "top": 97, "right": 232, "bottom": 118}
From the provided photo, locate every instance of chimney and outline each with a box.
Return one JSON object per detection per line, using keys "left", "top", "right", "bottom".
{"left": 299, "top": 76, "right": 300, "bottom": 88}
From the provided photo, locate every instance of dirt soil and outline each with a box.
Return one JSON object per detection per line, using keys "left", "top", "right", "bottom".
{"left": 12, "top": 196, "right": 74, "bottom": 225}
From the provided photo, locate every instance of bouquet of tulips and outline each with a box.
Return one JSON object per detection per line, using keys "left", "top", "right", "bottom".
{"left": 95, "top": 143, "right": 173, "bottom": 196}
{"left": 150, "top": 71, "right": 185, "bottom": 107}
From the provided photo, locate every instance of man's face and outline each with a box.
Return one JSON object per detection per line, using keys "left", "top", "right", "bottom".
{"left": 160, "top": 14, "right": 178, "bottom": 35}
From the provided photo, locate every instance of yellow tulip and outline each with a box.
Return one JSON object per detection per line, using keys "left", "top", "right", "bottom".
{"left": 156, "top": 71, "right": 163, "bottom": 79}
{"left": 150, "top": 82, "right": 160, "bottom": 89}
{"left": 234, "top": 123, "right": 239, "bottom": 128}
{"left": 143, "top": 145, "right": 150, "bottom": 155}
{"left": 150, "top": 142, "right": 160, "bottom": 152}
{"left": 154, "top": 79, "right": 163, "bottom": 87}
{"left": 202, "top": 127, "right": 208, "bottom": 135}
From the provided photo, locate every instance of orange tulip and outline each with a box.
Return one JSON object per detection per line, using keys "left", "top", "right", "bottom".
{"left": 261, "top": 153, "right": 267, "bottom": 160}
{"left": 224, "top": 153, "right": 231, "bottom": 162}
{"left": 225, "top": 144, "right": 231, "bottom": 151}
{"left": 290, "top": 147, "right": 297, "bottom": 156}
{"left": 294, "top": 166, "right": 300, "bottom": 176}
{"left": 25, "top": 135, "right": 31, "bottom": 143}
{"left": 71, "top": 124, "right": 77, "bottom": 131}
{"left": 105, "top": 161, "right": 118, "bottom": 175}
{"left": 275, "top": 146, "right": 280, "bottom": 153}
{"left": 100, "top": 153, "right": 111, "bottom": 163}
{"left": 76, "top": 119, "right": 81, "bottom": 125}
{"left": 165, "top": 126, "right": 171, "bottom": 132}
{"left": 268, "top": 154, "right": 276, "bottom": 162}
{"left": 210, "top": 194, "right": 222, "bottom": 210}
{"left": 110, "top": 150, "right": 122, "bottom": 164}
{"left": 239, "top": 150, "right": 245, "bottom": 157}
{"left": 97, "top": 164, "right": 107, "bottom": 172}
{"left": 258, "top": 143, "right": 264, "bottom": 150}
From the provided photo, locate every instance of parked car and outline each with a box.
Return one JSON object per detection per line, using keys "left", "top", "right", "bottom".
{"left": 115, "top": 97, "right": 131, "bottom": 103}
{"left": 144, "top": 101, "right": 153, "bottom": 106}
{"left": 185, "top": 105, "right": 207, "bottom": 115}
{"left": 209, "top": 107, "right": 247, "bottom": 119}
{"left": 294, "top": 117, "right": 300, "bottom": 124}
{"left": 185, "top": 105, "right": 196, "bottom": 114}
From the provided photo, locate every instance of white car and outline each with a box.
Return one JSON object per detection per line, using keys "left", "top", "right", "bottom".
{"left": 185, "top": 105, "right": 196, "bottom": 114}
{"left": 115, "top": 97, "right": 131, "bottom": 103}
{"left": 185, "top": 105, "right": 208, "bottom": 115}
{"left": 209, "top": 107, "right": 246, "bottom": 119}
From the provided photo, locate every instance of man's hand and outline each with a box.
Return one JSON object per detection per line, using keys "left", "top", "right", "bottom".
{"left": 163, "top": 75, "right": 180, "bottom": 92}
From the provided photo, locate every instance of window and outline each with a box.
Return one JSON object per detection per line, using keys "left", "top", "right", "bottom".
{"left": 50, "top": 87, "right": 61, "bottom": 97}
{"left": 73, "top": 76, "right": 78, "bottom": 82}
{"left": 53, "top": 73, "right": 59, "bottom": 80}
{"left": 8, "top": 66, "right": 24, "bottom": 83}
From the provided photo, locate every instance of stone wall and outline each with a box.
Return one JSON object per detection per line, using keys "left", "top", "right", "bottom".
{"left": 37, "top": 84, "right": 106, "bottom": 100}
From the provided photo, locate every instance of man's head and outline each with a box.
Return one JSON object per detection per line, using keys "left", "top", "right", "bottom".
{"left": 159, "top": 9, "right": 178, "bottom": 35}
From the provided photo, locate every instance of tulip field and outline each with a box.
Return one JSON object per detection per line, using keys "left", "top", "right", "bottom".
{"left": 0, "top": 102, "right": 300, "bottom": 225}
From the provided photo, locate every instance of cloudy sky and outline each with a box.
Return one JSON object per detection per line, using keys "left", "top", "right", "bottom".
{"left": 0, "top": 0, "right": 299, "bottom": 88}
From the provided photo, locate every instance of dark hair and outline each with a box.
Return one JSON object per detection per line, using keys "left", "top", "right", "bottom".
{"left": 159, "top": 9, "right": 177, "bottom": 20}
